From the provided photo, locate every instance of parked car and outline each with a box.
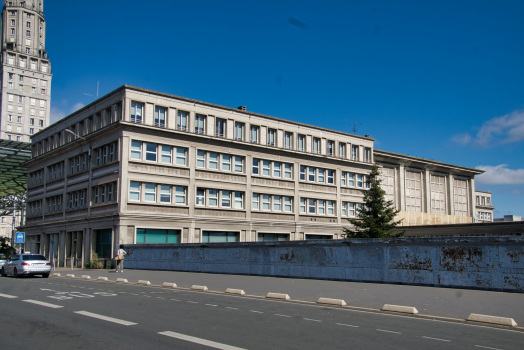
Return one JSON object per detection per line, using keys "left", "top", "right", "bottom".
{"left": 1, "top": 254, "right": 51, "bottom": 278}
{"left": 0, "top": 254, "right": 7, "bottom": 268}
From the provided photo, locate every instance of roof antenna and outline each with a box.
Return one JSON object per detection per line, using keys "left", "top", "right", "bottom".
{"left": 345, "top": 120, "right": 361, "bottom": 134}
{"left": 84, "top": 81, "right": 99, "bottom": 99}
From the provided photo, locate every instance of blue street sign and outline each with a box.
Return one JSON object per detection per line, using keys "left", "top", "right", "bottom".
{"left": 15, "top": 232, "right": 25, "bottom": 244}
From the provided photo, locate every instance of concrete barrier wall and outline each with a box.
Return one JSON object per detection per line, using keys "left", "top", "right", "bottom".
{"left": 123, "top": 237, "right": 524, "bottom": 292}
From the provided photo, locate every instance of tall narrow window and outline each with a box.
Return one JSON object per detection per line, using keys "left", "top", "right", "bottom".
{"left": 298, "top": 134, "right": 305, "bottom": 151}
{"left": 341, "top": 172, "right": 346, "bottom": 186}
{"left": 131, "top": 102, "right": 143, "bottom": 123}
{"left": 175, "top": 148, "right": 186, "bottom": 166}
{"left": 177, "top": 111, "right": 188, "bottom": 131}
{"left": 262, "top": 160, "right": 270, "bottom": 176}
{"left": 234, "top": 192, "right": 243, "bottom": 209}
{"left": 284, "top": 132, "right": 292, "bottom": 149}
{"left": 208, "top": 189, "right": 218, "bottom": 207}
{"left": 348, "top": 173, "right": 355, "bottom": 186}
{"left": 197, "top": 150, "right": 206, "bottom": 168}
{"left": 339, "top": 143, "right": 346, "bottom": 158}
{"left": 284, "top": 163, "right": 292, "bottom": 179}
{"left": 308, "top": 167, "right": 315, "bottom": 182}
{"left": 155, "top": 107, "right": 166, "bottom": 127}
{"left": 209, "top": 153, "right": 218, "bottom": 170}
{"left": 273, "top": 162, "right": 281, "bottom": 178}
{"left": 357, "top": 174, "right": 363, "bottom": 188}
{"left": 222, "top": 191, "right": 231, "bottom": 208}
{"left": 252, "top": 193, "right": 259, "bottom": 210}
{"left": 262, "top": 194, "right": 270, "bottom": 210}
{"left": 145, "top": 143, "right": 157, "bottom": 162}
{"left": 318, "top": 169, "right": 325, "bottom": 183}
{"left": 160, "top": 185, "right": 171, "bottom": 203}
{"left": 222, "top": 154, "right": 231, "bottom": 171}
{"left": 327, "top": 170, "right": 334, "bottom": 184}
{"left": 273, "top": 196, "right": 281, "bottom": 211}
{"left": 300, "top": 198, "right": 306, "bottom": 213}
{"left": 195, "top": 114, "right": 205, "bottom": 134}
{"left": 252, "top": 159, "right": 259, "bottom": 175}
{"left": 215, "top": 118, "right": 226, "bottom": 137}
{"left": 313, "top": 138, "right": 320, "bottom": 154}
{"left": 234, "top": 156, "right": 243, "bottom": 173}
{"left": 300, "top": 165, "right": 306, "bottom": 181}
{"left": 248, "top": 125, "right": 258, "bottom": 144}
{"left": 364, "top": 148, "right": 372, "bottom": 163}
{"left": 284, "top": 197, "right": 292, "bottom": 212}
{"left": 327, "top": 141, "right": 334, "bottom": 156}
{"left": 308, "top": 199, "right": 316, "bottom": 214}
{"left": 175, "top": 186, "right": 186, "bottom": 204}
{"left": 318, "top": 200, "right": 325, "bottom": 214}
{"left": 352, "top": 145, "right": 359, "bottom": 160}
{"left": 144, "top": 183, "right": 156, "bottom": 202}
{"left": 234, "top": 122, "right": 244, "bottom": 141}
{"left": 196, "top": 189, "right": 205, "bottom": 206}
{"left": 161, "top": 145, "right": 172, "bottom": 164}
{"left": 267, "top": 129, "right": 275, "bottom": 146}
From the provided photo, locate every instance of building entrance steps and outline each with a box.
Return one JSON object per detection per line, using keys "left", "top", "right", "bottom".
{"left": 51, "top": 267, "right": 524, "bottom": 325}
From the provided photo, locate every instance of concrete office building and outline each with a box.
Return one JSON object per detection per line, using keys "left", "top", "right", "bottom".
{"left": 475, "top": 190, "right": 494, "bottom": 222}
{"left": 0, "top": 0, "right": 51, "bottom": 142}
{"left": 22, "top": 85, "right": 483, "bottom": 267}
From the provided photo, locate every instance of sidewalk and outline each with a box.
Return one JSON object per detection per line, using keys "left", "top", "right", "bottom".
{"left": 54, "top": 267, "right": 524, "bottom": 325}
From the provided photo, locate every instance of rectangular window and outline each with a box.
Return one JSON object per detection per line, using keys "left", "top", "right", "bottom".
{"left": 273, "top": 162, "right": 281, "bottom": 178}
{"left": 308, "top": 199, "right": 316, "bottom": 214}
{"left": 318, "top": 169, "right": 325, "bottom": 183}
{"left": 273, "top": 195, "right": 281, "bottom": 211}
{"left": 364, "top": 148, "right": 372, "bottom": 163}
{"left": 175, "top": 186, "right": 186, "bottom": 204}
{"left": 308, "top": 167, "right": 315, "bottom": 182}
{"left": 327, "top": 201, "right": 334, "bottom": 215}
{"left": 357, "top": 174, "right": 363, "bottom": 188}
{"left": 107, "top": 184, "right": 113, "bottom": 202}
{"left": 327, "top": 170, "right": 334, "bottom": 184}
{"left": 177, "top": 111, "right": 188, "bottom": 131}
{"left": 222, "top": 190, "right": 231, "bottom": 208}
{"left": 250, "top": 125, "right": 259, "bottom": 143}
{"left": 349, "top": 203, "right": 355, "bottom": 217}
{"left": 136, "top": 229, "right": 181, "bottom": 244}
{"left": 234, "top": 122, "right": 244, "bottom": 141}
{"left": 145, "top": 143, "right": 157, "bottom": 162}
{"left": 252, "top": 193, "right": 259, "bottom": 210}
{"left": 327, "top": 141, "right": 334, "bottom": 156}
{"left": 94, "top": 188, "right": 99, "bottom": 205}
{"left": 352, "top": 145, "right": 359, "bottom": 160}
{"left": 144, "top": 183, "right": 156, "bottom": 202}
{"left": 284, "top": 132, "right": 292, "bottom": 149}
{"left": 267, "top": 129, "right": 275, "bottom": 146}
{"left": 262, "top": 160, "right": 270, "bottom": 176}
{"left": 342, "top": 202, "right": 347, "bottom": 216}
{"left": 195, "top": 114, "right": 205, "bottom": 134}
{"left": 155, "top": 107, "right": 166, "bottom": 127}
{"left": 405, "top": 171, "right": 422, "bottom": 213}
{"left": 252, "top": 159, "right": 259, "bottom": 175}
{"left": 298, "top": 134, "right": 305, "bottom": 151}
{"left": 80, "top": 191, "right": 85, "bottom": 207}
{"left": 339, "top": 143, "right": 346, "bottom": 158}
{"left": 176, "top": 148, "right": 186, "bottom": 165}
{"left": 160, "top": 185, "right": 171, "bottom": 203}
{"left": 262, "top": 194, "right": 270, "bottom": 211}
{"left": 131, "top": 102, "right": 143, "bottom": 123}
{"left": 284, "top": 197, "right": 292, "bottom": 212}
{"left": 300, "top": 198, "right": 306, "bottom": 213}
{"left": 234, "top": 156, "right": 243, "bottom": 173}
{"left": 348, "top": 173, "right": 355, "bottom": 187}
{"left": 318, "top": 200, "right": 325, "bottom": 215}
{"left": 341, "top": 172, "right": 346, "bottom": 186}
{"left": 102, "top": 147, "right": 107, "bottom": 164}
{"left": 197, "top": 150, "right": 206, "bottom": 168}
{"left": 234, "top": 192, "right": 243, "bottom": 209}
{"left": 215, "top": 118, "right": 225, "bottom": 137}
{"left": 101, "top": 185, "right": 106, "bottom": 203}
{"left": 300, "top": 165, "right": 306, "bottom": 181}
{"left": 161, "top": 145, "right": 172, "bottom": 164}
{"left": 222, "top": 154, "right": 231, "bottom": 171}
{"left": 313, "top": 138, "right": 320, "bottom": 154}
{"left": 284, "top": 163, "right": 292, "bottom": 179}
{"left": 208, "top": 189, "right": 218, "bottom": 207}
{"left": 209, "top": 152, "right": 218, "bottom": 170}
{"left": 109, "top": 144, "right": 114, "bottom": 162}
{"left": 196, "top": 189, "right": 205, "bottom": 206}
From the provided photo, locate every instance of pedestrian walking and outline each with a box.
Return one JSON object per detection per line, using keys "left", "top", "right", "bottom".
{"left": 115, "top": 245, "right": 127, "bottom": 273}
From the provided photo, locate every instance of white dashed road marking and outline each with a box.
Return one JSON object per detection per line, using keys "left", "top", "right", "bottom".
{"left": 377, "top": 329, "right": 401, "bottom": 334}
{"left": 336, "top": 323, "right": 359, "bottom": 328}
{"left": 250, "top": 310, "right": 263, "bottom": 313}
{"left": 74, "top": 311, "right": 137, "bottom": 326}
{"left": 159, "top": 331, "right": 246, "bottom": 350}
{"left": 187, "top": 301, "right": 198, "bottom": 304}
{"left": 275, "top": 314, "right": 291, "bottom": 318}
{"left": 23, "top": 300, "right": 63, "bottom": 308}
{"left": 304, "top": 318, "right": 321, "bottom": 322}
{"left": 226, "top": 307, "right": 238, "bottom": 310}
{"left": 422, "top": 336, "right": 450, "bottom": 342}
{"left": 0, "top": 293, "right": 17, "bottom": 298}
{"left": 475, "top": 346, "right": 503, "bottom": 350}
{"left": 206, "top": 304, "right": 218, "bottom": 307}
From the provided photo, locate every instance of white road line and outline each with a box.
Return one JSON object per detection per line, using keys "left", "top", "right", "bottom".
{"left": 250, "top": 310, "right": 263, "bottom": 313}
{"left": 0, "top": 293, "right": 17, "bottom": 298}
{"left": 157, "top": 297, "right": 165, "bottom": 299}
{"left": 275, "top": 314, "right": 291, "bottom": 318}
{"left": 143, "top": 295, "right": 151, "bottom": 297}
{"left": 74, "top": 311, "right": 137, "bottom": 326}
{"left": 171, "top": 299, "right": 180, "bottom": 301}
{"left": 336, "top": 323, "right": 359, "bottom": 328}
{"left": 422, "top": 336, "right": 450, "bottom": 342}
{"left": 23, "top": 300, "right": 63, "bottom": 308}
{"left": 187, "top": 301, "right": 198, "bottom": 304}
{"left": 377, "top": 329, "right": 401, "bottom": 334}
{"left": 226, "top": 307, "right": 238, "bottom": 310}
{"left": 304, "top": 318, "right": 321, "bottom": 322}
{"left": 206, "top": 304, "right": 218, "bottom": 307}
{"left": 159, "top": 331, "right": 246, "bottom": 350}
{"left": 131, "top": 293, "right": 138, "bottom": 296}
{"left": 475, "top": 346, "right": 503, "bottom": 350}
{"left": 119, "top": 292, "right": 127, "bottom": 294}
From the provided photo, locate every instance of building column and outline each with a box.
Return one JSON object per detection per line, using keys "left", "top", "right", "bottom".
{"left": 398, "top": 164, "right": 405, "bottom": 211}
{"left": 424, "top": 168, "right": 431, "bottom": 214}
{"left": 448, "top": 174, "right": 454, "bottom": 216}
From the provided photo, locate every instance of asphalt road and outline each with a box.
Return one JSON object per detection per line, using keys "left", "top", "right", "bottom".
{"left": 1, "top": 275, "right": 523, "bottom": 350}
{"left": 53, "top": 267, "right": 524, "bottom": 325}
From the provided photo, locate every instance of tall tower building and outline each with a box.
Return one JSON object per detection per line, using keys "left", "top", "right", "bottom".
{"left": 0, "top": 0, "right": 51, "bottom": 142}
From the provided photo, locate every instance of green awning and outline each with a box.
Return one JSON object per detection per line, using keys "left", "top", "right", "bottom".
{"left": 0, "top": 140, "right": 31, "bottom": 196}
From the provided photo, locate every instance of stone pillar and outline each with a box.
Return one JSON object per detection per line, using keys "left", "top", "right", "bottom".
{"left": 168, "top": 107, "right": 177, "bottom": 130}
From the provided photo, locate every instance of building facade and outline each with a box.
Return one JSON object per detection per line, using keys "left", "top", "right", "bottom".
{"left": 475, "top": 190, "right": 494, "bottom": 222}
{"left": 0, "top": 0, "right": 51, "bottom": 142}
{"left": 22, "top": 85, "right": 483, "bottom": 267}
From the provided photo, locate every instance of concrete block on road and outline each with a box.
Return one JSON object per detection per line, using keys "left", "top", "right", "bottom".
{"left": 97, "top": 276, "right": 109, "bottom": 281}
{"left": 266, "top": 292, "right": 290, "bottom": 300}
{"left": 51, "top": 273, "right": 61, "bottom": 277}
{"left": 191, "top": 285, "right": 208, "bottom": 291}
{"left": 382, "top": 304, "right": 419, "bottom": 314}
{"left": 225, "top": 288, "right": 245, "bottom": 295}
{"left": 137, "top": 280, "right": 151, "bottom": 286}
{"left": 81, "top": 275, "right": 91, "bottom": 279}
{"left": 317, "top": 297, "right": 347, "bottom": 306}
{"left": 162, "top": 282, "right": 178, "bottom": 288}
{"left": 467, "top": 313, "right": 517, "bottom": 327}
{"left": 66, "top": 274, "right": 75, "bottom": 278}
{"left": 116, "top": 278, "right": 128, "bottom": 283}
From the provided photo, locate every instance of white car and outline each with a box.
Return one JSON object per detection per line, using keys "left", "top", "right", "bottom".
{"left": 0, "top": 254, "right": 6, "bottom": 268}
{"left": 1, "top": 254, "right": 51, "bottom": 278}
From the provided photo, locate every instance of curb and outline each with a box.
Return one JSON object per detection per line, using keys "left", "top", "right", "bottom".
{"left": 97, "top": 276, "right": 109, "bottom": 281}
{"left": 467, "top": 313, "right": 517, "bottom": 327}
{"left": 191, "top": 285, "right": 208, "bottom": 291}
{"left": 81, "top": 275, "right": 91, "bottom": 280}
{"left": 66, "top": 274, "right": 75, "bottom": 278}
{"left": 137, "top": 280, "right": 151, "bottom": 286}
{"left": 162, "top": 282, "right": 178, "bottom": 288}
{"left": 382, "top": 304, "right": 419, "bottom": 314}
{"left": 317, "top": 297, "right": 347, "bottom": 306}
{"left": 266, "top": 292, "right": 290, "bottom": 300}
{"left": 116, "top": 278, "right": 128, "bottom": 283}
{"left": 225, "top": 288, "right": 246, "bottom": 295}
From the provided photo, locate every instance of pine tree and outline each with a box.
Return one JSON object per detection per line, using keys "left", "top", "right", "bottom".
{"left": 343, "top": 165, "right": 405, "bottom": 239}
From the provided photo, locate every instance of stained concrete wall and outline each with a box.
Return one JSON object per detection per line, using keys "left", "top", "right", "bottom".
{"left": 123, "top": 236, "right": 524, "bottom": 292}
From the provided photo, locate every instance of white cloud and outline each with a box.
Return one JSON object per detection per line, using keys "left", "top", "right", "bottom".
{"left": 452, "top": 109, "right": 524, "bottom": 147}
{"left": 475, "top": 164, "right": 524, "bottom": 185}
{"left": 50, "top": 101, "right": 85, "bottom": 124}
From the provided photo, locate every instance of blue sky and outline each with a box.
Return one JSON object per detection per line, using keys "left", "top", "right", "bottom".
{"left": 45, "top": 0, "right": 524, "bottom": 217}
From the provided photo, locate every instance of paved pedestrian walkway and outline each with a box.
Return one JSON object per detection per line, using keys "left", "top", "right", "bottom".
{"left": 53, "top": 267, "right": 524, "bottom": 325}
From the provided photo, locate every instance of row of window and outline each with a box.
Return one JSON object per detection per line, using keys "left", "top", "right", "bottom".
{"left": 131, "top": 141, "right": 187, "bottom": 166}
{"left": 197, "top": 150, "right": 244, "bottom": 173}
{"left": 299, "top": 166, "right": 336, "bottom": 184}
{"left": 93, "top": 183, "right": 117, "bottom": 205}
{"left": 6, "top": 54, "right": 48, "bottom": 72}
{"left": 477, "top": 212, "right": 492, "bottom": 221}
{"left": 5, "top": 134, "right": 23, "bottom": 141}
{"left": 252, "top": 194, "right": 293, "bottom": 212}
{"left": 95, "top": 142, "right": 117, "bottom": 166}
{"left": 476, "top": 196, "right": 491, "bottom": 206}
{"left": 128, "top": 101, "right": 372, "bottom": 162}
{"left": 8, "top": 73, "right": 47, "bottom": 87}
{"left": 7, "top": 95, "right": 46, "bottom": 107}
{"left": 47, "top": 162, "right": 63, "bottom": 182}
{"left": 253, "top": 159, "right": 292, "bottom": 179}
{"left": 341, "top": 172, "right": 370, "bottom": 189}
{"left": 7, "top": 83, "right": 46, "bottom": 94}
{"left": 69, "top": 153, "right": 88, "bottom": 175}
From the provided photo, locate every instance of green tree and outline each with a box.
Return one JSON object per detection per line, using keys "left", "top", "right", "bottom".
{"left": 0, "top": 236, "right": 15, "bottom": 258}
{"left": 343, "top": 165, "right": 405, "bottom": 239}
